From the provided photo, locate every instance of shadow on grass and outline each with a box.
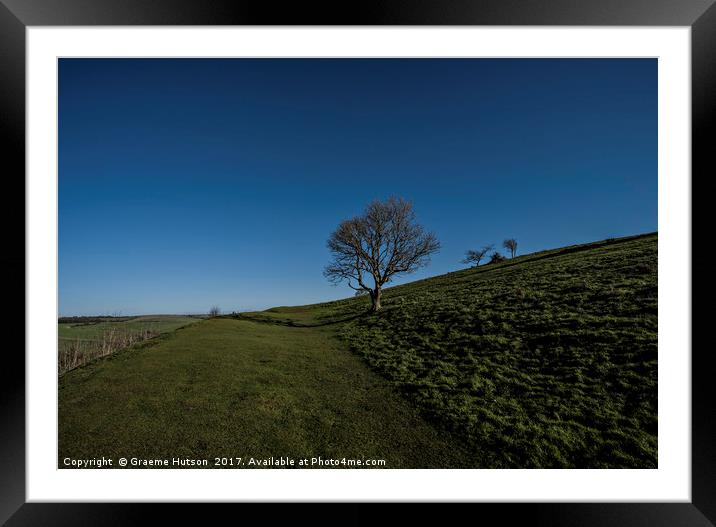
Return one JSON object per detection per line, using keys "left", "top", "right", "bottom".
{"left": 226, "top": 312, "right": 369, "bottom": 328}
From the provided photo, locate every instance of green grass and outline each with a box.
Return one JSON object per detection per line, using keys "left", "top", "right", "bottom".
{"left": 59, "top": 233, "right": 657, "bottom": 468}
{"left": 239, "top": 232, "right": 658, "bottom": 468}
{"left": 59, "top": 318, "right": 472, "bottom": 468}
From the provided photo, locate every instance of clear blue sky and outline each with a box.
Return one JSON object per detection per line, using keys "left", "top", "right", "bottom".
{"left": 59, "top": 58, "right": 656, "bottom": 316}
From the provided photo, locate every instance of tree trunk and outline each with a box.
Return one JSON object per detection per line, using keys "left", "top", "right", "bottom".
{"left": 371, "top": 287, "right": 382, "bottom": 312}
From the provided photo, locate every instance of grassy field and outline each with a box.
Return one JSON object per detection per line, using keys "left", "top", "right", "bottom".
{"left": 58, "top": 315, "right": 201, "bottom": 352}
{"left": 59, "top": 233, "right": 657, "bottom": 468}
{"left": 59, "top": 318, "right": 471, "bottom": 468}
{"left": 58, "top": 315, "right": 202, "bottom": 374}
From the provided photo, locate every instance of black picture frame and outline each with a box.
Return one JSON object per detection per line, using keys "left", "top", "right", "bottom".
{"left": 2, "top": 1, "right": 712, "bottom": 525}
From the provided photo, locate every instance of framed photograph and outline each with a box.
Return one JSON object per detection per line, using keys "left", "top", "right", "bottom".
{"left": 3, "top": 0, "right": 711, "bottom": 524}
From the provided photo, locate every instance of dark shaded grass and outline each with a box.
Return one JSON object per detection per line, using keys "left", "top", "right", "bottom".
{"left": 245, "top": 233, "right": 658, "bottom": 468}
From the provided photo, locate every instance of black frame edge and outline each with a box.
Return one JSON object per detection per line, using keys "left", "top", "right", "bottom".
{"left": 4, "top": 0, "right": 714, "bottom": 525}
{"left": 691, "top": 0, "right": 716, "bottom": 523}
{"left": 0, "top": 0, "right": 715, "bottom": 26}
{"left": 0, "top": 1, "right": 26, "bottom": 526}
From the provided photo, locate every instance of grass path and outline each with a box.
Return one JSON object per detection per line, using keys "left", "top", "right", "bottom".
{"left": 59, "top": 318, "right": 473, "bottom": 468}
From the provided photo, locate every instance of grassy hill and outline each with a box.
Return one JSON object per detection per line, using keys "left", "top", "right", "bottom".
{"left": 59, "top": 233, "right": 657, "bottom": 468}
{"left": 239, "top": 232, "right": 658, "bottom": 468}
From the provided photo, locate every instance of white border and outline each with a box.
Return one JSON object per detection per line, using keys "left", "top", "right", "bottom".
{"left": 27, "top": 27, "right": 691, "bottom": 502}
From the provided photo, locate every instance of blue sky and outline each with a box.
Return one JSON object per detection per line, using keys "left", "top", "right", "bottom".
{"left": 59, "top": 58, "right": 657, "bottom": 316}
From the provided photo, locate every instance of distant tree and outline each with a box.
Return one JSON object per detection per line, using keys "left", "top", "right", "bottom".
{"left": 462, "top": 244, "right": 494, "bottom": 267}
{"left": 503, "top": 238, "right": 518, "bottom": 259}
{"left": 324, "top": 196, "right": 440, "bottom": 312}
{"left": 209, "top": 306, "right": 220, "bottom": 317}
{"left": 488, "top": 252, "right": 507, "bottom": 264}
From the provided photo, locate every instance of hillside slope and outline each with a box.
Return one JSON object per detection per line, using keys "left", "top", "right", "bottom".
{"left": 249, "top": 233, "right": 658, "bottom": 468}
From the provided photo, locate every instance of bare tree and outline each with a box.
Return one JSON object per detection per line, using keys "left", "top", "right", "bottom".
{"left": 462, "top": 244, "right": 494, "bottom": 267}
{"left": 209, "top": 306, "right": 220, "bottom": 317}
{"left": 503, "top": 238, "right": 518, "bottom": 259}
{"left": 324, "top": 196, "right": 440, "bottom": 312}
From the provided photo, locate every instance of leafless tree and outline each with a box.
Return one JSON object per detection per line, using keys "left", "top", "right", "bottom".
{"left": 324, "top": 196, "right": 440, "bottom": 312}
{"left": 462, "top": 244, "right": 494, "bottom": 267}
{"left": 503, "top": 238, "right": 518, "bottom": 259}
{"left": 209, "top": 306, "right": 220, "bottom": 317}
